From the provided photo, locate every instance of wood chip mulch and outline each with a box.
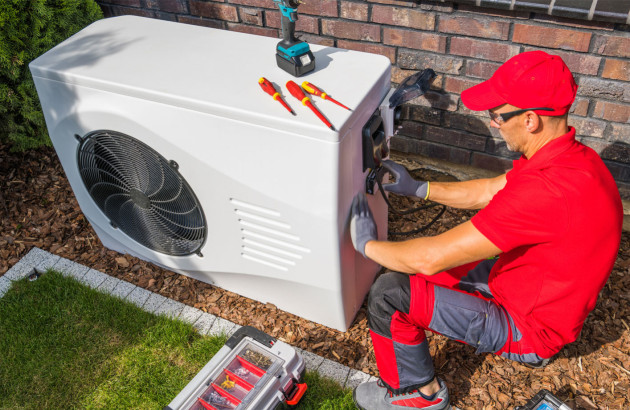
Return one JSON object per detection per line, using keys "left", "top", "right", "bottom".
{"left": 1, "top": 144, "right": 628, "bottom": 409}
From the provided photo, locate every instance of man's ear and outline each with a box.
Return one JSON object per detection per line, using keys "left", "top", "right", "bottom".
{"left": 524, "top": 111, "right": 541, "bottom": 133}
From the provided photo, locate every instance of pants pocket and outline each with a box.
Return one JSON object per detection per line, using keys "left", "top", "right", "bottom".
{"left": 429, "top": 286, "right": 508, "bottom": 354}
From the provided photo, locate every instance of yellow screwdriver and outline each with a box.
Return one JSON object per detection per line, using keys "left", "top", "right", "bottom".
{"left": 301, "top": 81, "right": 352, "bottom": 111}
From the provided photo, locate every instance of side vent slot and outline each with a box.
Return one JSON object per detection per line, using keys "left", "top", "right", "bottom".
{"left": 231, "top": 199, "right": 310, "bottom": 271}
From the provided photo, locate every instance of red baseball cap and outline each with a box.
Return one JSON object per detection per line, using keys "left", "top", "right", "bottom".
{"left": 461, "top": 51, "right": 577, "bottom": 116}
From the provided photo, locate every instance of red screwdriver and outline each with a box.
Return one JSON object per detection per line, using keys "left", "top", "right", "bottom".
{"left": 259, "top": 77, "right": 295, "bottom": 115}
{"left": 302, "top": 81, "right": 352, "bottom": 111}
{"left": 286, "top": 81, "right": 335, "bottom": 130}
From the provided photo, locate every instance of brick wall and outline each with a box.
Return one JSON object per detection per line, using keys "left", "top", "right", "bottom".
{"left": 95, "top": 0, "right": 630, "bottom": 197}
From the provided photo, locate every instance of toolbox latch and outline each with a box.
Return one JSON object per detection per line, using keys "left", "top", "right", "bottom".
{"left": 285, "top": 382, "right": 308, "bottom": 406}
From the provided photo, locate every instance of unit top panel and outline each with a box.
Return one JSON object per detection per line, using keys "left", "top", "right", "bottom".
{"left": 30, "top": 16, "right": 392, "bottom": 142}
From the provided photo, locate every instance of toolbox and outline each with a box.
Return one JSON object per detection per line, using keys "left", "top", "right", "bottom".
{"left": 166, "top": 326, "right": 307, "bottom": 410}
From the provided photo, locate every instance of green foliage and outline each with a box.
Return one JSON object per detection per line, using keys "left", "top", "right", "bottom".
{"left": 0, "top": 0, "right": 102, "bottom": 152}
{"left": 0, "top": 271, "right": 355, "bottom": 409}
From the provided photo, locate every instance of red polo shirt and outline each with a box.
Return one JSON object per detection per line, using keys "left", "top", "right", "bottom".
{"left": 472, "top": 127, "right": 622, "bottom": 357}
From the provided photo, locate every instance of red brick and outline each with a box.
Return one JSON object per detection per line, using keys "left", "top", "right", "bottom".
{"left": 337, "top": 40, "right": 396, "bottom": 63}
{"left": 425, "top": 125, "right": 487, "bottom": 151}
{"left": 145, "top": 0, "right": 186, "bottom": 13}
{"left": 403, "top": 104, "right": 442, "bottom": 125}
{"left": 570, "top": 116, "right": 606, "bottom": 138}
{"left": 226, "top": 23, "right": 278, "bottom": 38}
{"left": 341, "top": 1, "right": 368, "bottom": 21}
{"left": 265, "top": 10, "right": 281, "bottom": 27}
{"left": 593, "top": 101, "right": 630, "bottom": 124}
{"left": 532, "top": 13, "right": 614, "bottom": 31}
{"left": 450, "top": 38, "right": 520, "bottom": 63}
{"left": 107, "top": 6, "right": 156, "bottom": 17}
{"left": 398, "top": 50, "right": 463, "bottom": 74}
{"left": 418, "top": 2, "right": 453, "bottom": 12}
{"left": 105, "top": 0, "right": 141, "bottom": 7}
{"left": 265, "top": 11, "right": 318, "bottom": 34}
{"left": 522, "top": 47, "right": 601, "bottom": 76}
{"left": 458, "top": 4, "right": 529, "bottom": 19}
{"left": 299, "top": 0, "right": 338, "bottom": 17}
{"left": 443, "top": 76, "right": 482, "bottom": 95}
{"left": 321, "top": 20, "right": 380, "bottom": 42}
{"left": 466, "top": 60, "right": 501, "bottom": 80}
{"left": 371, "top": 5, "right": 435, "bottom": 30}
{"left": 366, "top": 0, "right": 416, "bottom": 6}
{"left": 513, "top": 24, "right": 591, "bottom": 52}
{"left": 383, "top": 28, "right": 446, "bottom": 53}
{"left": 229, "top": 0, "right": 275, "bottom": 8}
{"left": 594, "top": 35, "right": 630, "bottom": 58}
{"left": 178, "top": 16, "right": 224, "bottom": 30}
{"left": 295, "top": 33, "right": 335, "bottom": 47}
{"left": 239, "top": 8, "right": 263, "bottom": 26}
{"left": 570, "top": 98, "right": 589, "bottom": 117}
{"left": 602, "top": 59, "right": 630, "bottom": 81}
{"left": 391, "top": 67, "right": 433, "bottom": 85}
{"left": 439, "top": 16, "right": 509, "bottom": 40}
{"left": 191, "top": 1, "right": 238, "bottom": 21}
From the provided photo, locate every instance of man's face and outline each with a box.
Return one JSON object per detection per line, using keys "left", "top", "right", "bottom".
{"left": 489, "top": 104, "right": 527, "bottom": 153}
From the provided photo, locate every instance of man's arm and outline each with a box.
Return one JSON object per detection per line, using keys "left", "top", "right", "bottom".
{"left": 381, "top": 160, "right": 507, "bottom": 210}
{"left": 364, "top": 220, "right": 501, "bottom": 275}
{"left": 428, "top": 173, "right": 507, "bottom": 210}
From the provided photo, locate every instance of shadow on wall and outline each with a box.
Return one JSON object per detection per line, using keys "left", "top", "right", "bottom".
{"left": 592, "top": 141, "right": 630, "bottom": 199}
{"left": 393, "top": 89, "right": 518, "bottom": 176}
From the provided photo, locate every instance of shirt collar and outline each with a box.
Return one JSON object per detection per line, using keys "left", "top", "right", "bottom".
{"left": 512, "top": 127, "right": 577, "bottom": 172}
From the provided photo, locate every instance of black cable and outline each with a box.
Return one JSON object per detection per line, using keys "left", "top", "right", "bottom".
{"left": 375, "top": 166, "right": 447, "bottom": 236}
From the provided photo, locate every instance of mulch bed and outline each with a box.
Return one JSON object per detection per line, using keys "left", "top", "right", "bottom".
{"left": 1, "top": 143, "right": 628, "bottom": 409}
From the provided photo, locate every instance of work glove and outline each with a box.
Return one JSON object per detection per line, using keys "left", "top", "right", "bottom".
{"left": 350, "top": 193, "right": 377, "bottom": 258}
{"left": 381, "top": 159, "right": 429, "bottom": 200}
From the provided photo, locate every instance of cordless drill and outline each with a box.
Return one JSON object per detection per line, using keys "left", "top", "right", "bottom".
{"left": 274, "top": 0, "right": 315, "bottom": 77}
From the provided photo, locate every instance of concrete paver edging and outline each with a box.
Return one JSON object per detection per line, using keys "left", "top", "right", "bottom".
{"left": 0, "top": 247, "right": 377, "bottom": 391}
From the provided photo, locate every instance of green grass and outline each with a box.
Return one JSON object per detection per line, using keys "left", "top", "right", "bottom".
{"left": 0, "top": 271, "right": 355, "bottom": 409}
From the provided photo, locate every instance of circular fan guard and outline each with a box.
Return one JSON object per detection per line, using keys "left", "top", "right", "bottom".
{"left": 77, "top": 131, "right": 207, "bottom": 256}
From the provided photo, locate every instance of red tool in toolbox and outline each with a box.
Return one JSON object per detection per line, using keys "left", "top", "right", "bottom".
{"left": 165, "top": 326, "right": 307, "bottom": 410}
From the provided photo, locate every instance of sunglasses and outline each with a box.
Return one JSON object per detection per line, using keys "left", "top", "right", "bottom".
{"left": 489, "top": 107, "right": 554, "bottom": 125}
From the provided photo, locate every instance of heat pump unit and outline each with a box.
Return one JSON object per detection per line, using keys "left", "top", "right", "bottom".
{"left": 30, "top": 16, "right": 396, "bottom": 331}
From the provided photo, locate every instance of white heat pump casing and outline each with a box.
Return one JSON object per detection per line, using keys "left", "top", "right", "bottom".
{"left": 30, "top": 16, "right": 393, "bottom": 331}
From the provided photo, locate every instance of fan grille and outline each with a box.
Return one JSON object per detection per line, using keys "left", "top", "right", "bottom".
{"left": 77, "top": 131, "right": 206, "bottom": 256}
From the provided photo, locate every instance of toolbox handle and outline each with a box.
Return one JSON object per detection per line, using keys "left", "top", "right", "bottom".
{"left": 226, "top": 326, "right": 276, "bottom": 349}
{"left": 285, "top": 383, "right": 307, "bottom": 406}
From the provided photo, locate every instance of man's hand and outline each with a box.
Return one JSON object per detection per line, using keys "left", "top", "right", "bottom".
{"left": 381, "top": 159, "right": 429, "bottom": 199}
{"left": 350, "top": 193, "right": 377, "bottom": 258}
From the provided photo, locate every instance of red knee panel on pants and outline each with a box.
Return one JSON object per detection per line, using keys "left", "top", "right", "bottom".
{"left": 408, "top": 275, "right": 436, "bottom": 329}
{"left": 391, "top": 311, "right": 426, "bottom": 345}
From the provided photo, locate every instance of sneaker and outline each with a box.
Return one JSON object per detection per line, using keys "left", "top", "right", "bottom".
{"left": 523, "top": 358, "right": 551, "bottom": 369}
{"left": 353, "top": 378, "right": 451, "bottom": 410}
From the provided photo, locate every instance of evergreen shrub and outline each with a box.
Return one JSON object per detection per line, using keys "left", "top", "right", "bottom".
{"left": 0, "top": 0, "right": 103, "bottom": 152}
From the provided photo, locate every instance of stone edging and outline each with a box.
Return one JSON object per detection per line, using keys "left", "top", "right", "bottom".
{"left": 0, "top": 247, "right": 376, "bottom": 390}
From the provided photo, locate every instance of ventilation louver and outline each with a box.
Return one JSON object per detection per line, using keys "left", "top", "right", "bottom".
{"left": 77, "top": 131, "right": 206, "bottom": 256}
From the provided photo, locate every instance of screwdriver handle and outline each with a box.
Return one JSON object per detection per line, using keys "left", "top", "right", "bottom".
{"left": 286, "top": 81, "right": 334, "bottom": 130}
{"left": 301, "top": 81, "right": 324, "bottom": 98}
{"left": 259, "top": 77, "right": 295, "bottom": 115}
{"left": 259, "top": 77, "right": 279, "bottom": 98}
{"left": 286, "top": 80, "right": 310, "bottom": 105}
{"left": 301, "top": 81, "right": 352, "bottom": 111}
